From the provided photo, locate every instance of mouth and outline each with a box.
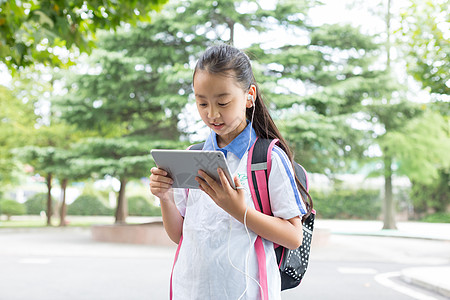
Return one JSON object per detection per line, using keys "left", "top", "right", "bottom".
{"left": 211, "top": 123, "right": 225, "bottom": 130}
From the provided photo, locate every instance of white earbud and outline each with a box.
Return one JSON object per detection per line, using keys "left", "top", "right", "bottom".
{"left": 247, "top": 94, "right": 254, "bottom": 105}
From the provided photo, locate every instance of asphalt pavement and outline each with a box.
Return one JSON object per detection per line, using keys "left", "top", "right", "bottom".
{"left": 316, "top": 220, "right": 450, "bottom": 299}
{"left": 0, "top": 219, "right": 449, "bottom": 299}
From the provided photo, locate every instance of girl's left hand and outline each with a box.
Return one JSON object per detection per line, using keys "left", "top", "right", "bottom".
{"left": 195, "top": 168, "right": 247, "bottom": 222}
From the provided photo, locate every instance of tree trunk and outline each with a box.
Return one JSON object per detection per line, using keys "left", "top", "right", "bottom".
{"left": 46, "top": 173, "right": 52, "bottom": 226}
{"left": 227, "top": 19, "right": 235, "bottom": 46}
{"left": 115, "top": 178, "right": 128, "bottom": 224}
{"left": 381, "top": 0, "right": 397, "bottom": 230}
{"left": 383, "top": 155, "right": 397, "bottom": 229}
{"left": 386, "top": 0, "right": 391, "bottom": 69}
{"left": 59, "top": 178, "right": 68, "bottom": 227}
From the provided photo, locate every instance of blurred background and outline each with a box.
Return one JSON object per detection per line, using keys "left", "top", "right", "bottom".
{"left": 1, "top": 1, "right": 450, "bottom": 300}
{"left": 0, "top": 0, "right": 448, "bottom": 229}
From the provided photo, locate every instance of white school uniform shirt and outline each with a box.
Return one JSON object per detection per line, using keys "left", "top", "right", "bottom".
{"left": 172, "top": 122, "right": 307, "bottom": 300}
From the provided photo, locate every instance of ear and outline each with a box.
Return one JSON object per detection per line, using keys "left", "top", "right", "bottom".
{"left": 246, "top": 84, "right": 257, "bottom": 108}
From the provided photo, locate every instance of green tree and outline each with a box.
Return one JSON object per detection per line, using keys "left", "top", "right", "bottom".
{"left": 53, "top": 22, "right": 193, "bottom": 222}
{"left": 381, "top": 110, "right": 450, "bottom": 185}
{"left": 17, "top": 145, "right": 62, "bottom": 225}
{"left": 0, "top": 0, "right": 168, "bottom": 72}
{"left": 397, "top": 0, "right": 449, "bottom": 217}
{"left": 358, "top": 0, "right": 448, "bottom": 229}
{"left": 254, "top": 23, "right": 386, "bottom": 175}
{"left": 0, "top": 86, "right": 36, "bottom": 184}
{"left": 68, "top": 137, "right": 179, "bottom": 223}
{"left": 0, "top": 199, "right": 26, "bottom": 220}
{"left": 53, "top": 0, "right": 303, "bottom": 223}
{"left": 15, "top": 121, "right": 89, "bottom": 226}
{"left": 398, "top": 0, "right": 449, "bottom": 96}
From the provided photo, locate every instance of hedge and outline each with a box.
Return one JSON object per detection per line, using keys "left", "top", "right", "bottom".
{"left": 67, "top": 194, "right": 113, "bottom": 216}
{"left": 24, "top": 193, "right": 57, "bottom": 215}
{"left": 311, "top": 188, "right": 381, "bottom": 220}
{"left": 0, "top": 199, "right": 26, "bottom": 219}
{"left": 128, "top": 196, "right": 161, "bottom": 216}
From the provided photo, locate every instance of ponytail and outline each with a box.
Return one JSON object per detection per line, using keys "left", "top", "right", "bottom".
{"left": 247, "top": 86, "right": 313, "bottom": 220}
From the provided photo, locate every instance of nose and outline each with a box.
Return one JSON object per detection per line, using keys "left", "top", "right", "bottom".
{"left": 207, "top": 106, "right": 220, "bottom": 119}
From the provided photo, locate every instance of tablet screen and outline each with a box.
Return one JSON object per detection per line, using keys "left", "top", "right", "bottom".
{"left": 151, "top": 149, "right": 236, "bottom": 189}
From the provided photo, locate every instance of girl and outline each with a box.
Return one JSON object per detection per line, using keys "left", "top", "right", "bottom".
{"left": 150, "top": 44, "right": 308, "bottom": 300}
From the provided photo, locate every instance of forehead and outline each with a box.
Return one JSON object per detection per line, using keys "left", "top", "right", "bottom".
{"left": 193, "top": 70, "right": 243, "bottom": 93}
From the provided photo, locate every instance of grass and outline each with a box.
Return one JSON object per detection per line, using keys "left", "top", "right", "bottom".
{"left": 0, "top": 219, "right": 50, "bottom": 228}
{"left": 0, "top": 215, "right": 158, "bottom": 228}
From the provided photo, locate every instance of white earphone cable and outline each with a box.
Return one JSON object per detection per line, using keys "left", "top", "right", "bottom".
{"left": 226, "top": 99, "right": 264, "bottom": 299}
{"left": 205, "top": 95, "right": 262, "bottom": 298}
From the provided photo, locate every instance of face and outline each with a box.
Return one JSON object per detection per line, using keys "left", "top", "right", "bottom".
{"left": 193, "top": 70, "right": 255, "bottom": 147}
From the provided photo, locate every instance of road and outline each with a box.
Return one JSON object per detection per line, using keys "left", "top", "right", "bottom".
{"left": 0, "top": 226, "right": 449, "bottom": 300}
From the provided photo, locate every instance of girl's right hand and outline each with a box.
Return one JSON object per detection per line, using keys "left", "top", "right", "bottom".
{"left": 149, "top": 167, "right": 174, "bottom": 200}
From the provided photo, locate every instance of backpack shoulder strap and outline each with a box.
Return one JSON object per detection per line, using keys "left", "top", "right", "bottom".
{"left": 188, "top": 142, "right": 205, "bottom": 150}
{"left": 247, "top": 137, "right": 278, "bottom": 300}
{"left": 247, "top": 138, "right": 279, "bottom": 216}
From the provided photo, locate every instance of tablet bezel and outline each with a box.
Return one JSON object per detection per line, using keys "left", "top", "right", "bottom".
{"left": 151, "top": 149, "right": 236, "bottom": 189}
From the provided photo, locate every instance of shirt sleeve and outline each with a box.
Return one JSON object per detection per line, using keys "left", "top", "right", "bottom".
{"left": 268, "top": 146, "right": 307, "bottom": 220}
{"left": 172, "top": 188, "right": 188, "bottom": 217}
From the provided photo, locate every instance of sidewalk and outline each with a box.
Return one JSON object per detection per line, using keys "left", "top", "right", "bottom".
{"left": 401, "top": 267, "right": 450, "bottom": 299}
{"left": 315, "top": 219, "right": 450, "bottom": 298}
{"left": 315, "top": 219, "right": 450, "bottom": 241}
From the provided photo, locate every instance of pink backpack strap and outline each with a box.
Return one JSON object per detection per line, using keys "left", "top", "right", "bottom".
{"left": 170, "top": 190, "right": 189, "bottom": 299}
{"left": 170, "top": 235, "right": 183, "bottom": 300}
{"left": 247, "top": 137, "right": 279, "bottom": 300}
{"left": 254, "top": 236, "right": 268, "bottom": 300}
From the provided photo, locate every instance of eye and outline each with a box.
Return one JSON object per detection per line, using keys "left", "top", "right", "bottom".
{"left": 218, "top": 102, "right": 230, "bottom": 107}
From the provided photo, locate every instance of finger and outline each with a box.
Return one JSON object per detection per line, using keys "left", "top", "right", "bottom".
{"left": 196, "top": 176, "right": 215, "bottom": 198}
{"left": 217, "top": 168, "right": 232, "bottom": 191}
{"left": 151, "top": 167, "right": 168, "bottom": 176}
{"left": 149, "top": 174, "right": 171, "bottom": 187}
{"left": 198, "top": 170, "right": 220, "bottom": 191}
{"left": 155, "top": 174, "right": 173, "bottom": 185}
{"left": 151, "top": 180, "right": 172, "bottom": 189}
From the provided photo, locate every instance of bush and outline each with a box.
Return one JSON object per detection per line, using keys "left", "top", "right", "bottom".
{"left": 128, "top": 196, "right": 161, "bottom": 216}
{"left": 311, "top": 188, "right": 381, "bottom": 220}
{"left": 24, "top": 193, "right": 57, "bottom": 215}
{"left": 410, "top": 168, "right": 449, "bottom": 215}
{"left": 0, "top": 199, "right": 26, "bottom": 220}
{"left": 67, "top": 194, "right": 113, "bottom": 216}
{"left": 420, "top": 212, "right": 450, "bottom": 223}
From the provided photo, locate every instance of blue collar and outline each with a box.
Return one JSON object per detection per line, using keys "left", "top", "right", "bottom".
{"left": 203, "top": 121, "right": 257, "bottom": 159}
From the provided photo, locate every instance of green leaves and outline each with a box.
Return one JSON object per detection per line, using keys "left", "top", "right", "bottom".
{"left": 310, "top": 24, "right": 379, "bottom": 51}
{"left": 69, "top": 137, "right": 183, "bottom": 179}
{"left": 0, "top": 86, "right": 36, "bottom": 183}
{"left": 380, "top": 110, "right": 450, "bottom": 184}
{"left": 398, "top": 0, "right": 449, "bottom": 95}
{"left": 0, "top": 0, "right": 169, "bottom": 72}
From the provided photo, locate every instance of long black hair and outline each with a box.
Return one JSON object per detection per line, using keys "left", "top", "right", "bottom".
{"left": 194, "top": 44, "right": 313, "bottom": 218}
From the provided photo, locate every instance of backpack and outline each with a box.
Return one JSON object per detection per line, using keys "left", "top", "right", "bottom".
{"left": 247, "top": 138, "right": 315, "bottom": 296}
{"left": 171, "top": 139, "right": 314, "bottom": 299}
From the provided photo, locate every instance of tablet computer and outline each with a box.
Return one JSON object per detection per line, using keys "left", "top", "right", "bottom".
{"left": 151, "top": 149, "right": 236, "bottom": 189}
